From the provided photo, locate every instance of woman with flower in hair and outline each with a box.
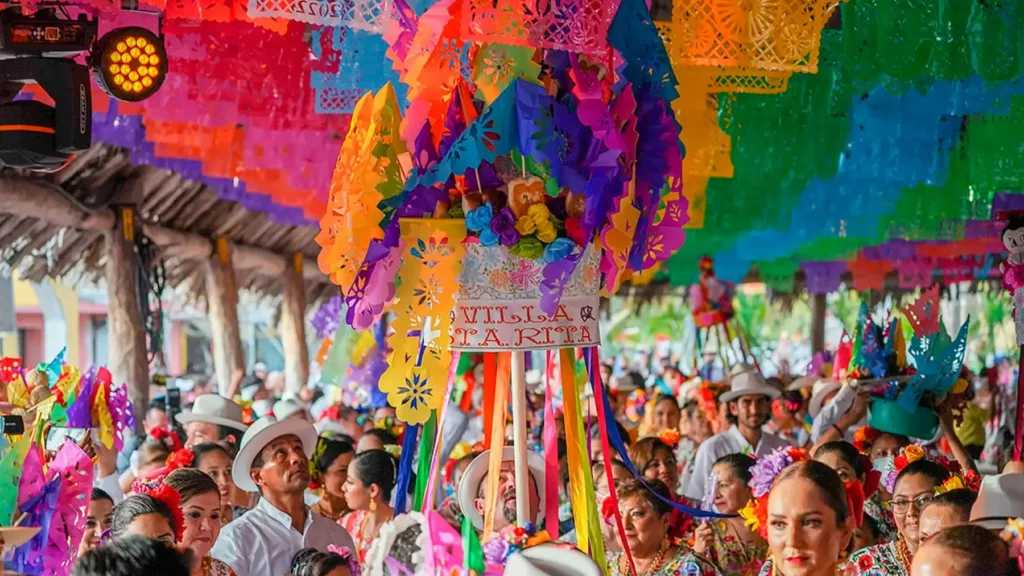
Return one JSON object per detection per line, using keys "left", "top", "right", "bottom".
{"left": 193, "top": 442, "right": 248, "bottom": 524}
{"left": 606, "top": 479, "right": 720, "bottom": 576}
{"left": 163, "top": 469, "right": 237, "bottom": 576}
{"left": 766, "top": 390, "right": 810, "bottom": 448}
{"left": 844, "top": 448, "right": 952, "bottom": 576}
{"left": 111, "top": 488, "right": 183, "bottom": 546}
{"left": 757, "top": 459, "right": 859, "bottom": 576}
{"left": 692, "top": 454, "right": 768, "bottom": 575}
{"left": 289, "top": 546, "right": 360, "bottom": 576}
{"left": 310, "top": 436, "right": 356, "bottom": 522}
{"left": 813, "top": 441, "right": 896, "bottom": 544}
{"left": 629, "top": 437, "right": 696, "bottom": 539}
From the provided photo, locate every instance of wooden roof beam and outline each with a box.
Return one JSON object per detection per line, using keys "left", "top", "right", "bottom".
{"left": 0, "top": 175, "right": 327, "bottom": 285}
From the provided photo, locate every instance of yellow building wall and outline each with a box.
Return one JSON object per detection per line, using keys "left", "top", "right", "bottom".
{"left": 1, "top": 273, "right": 80, "bottom": 365}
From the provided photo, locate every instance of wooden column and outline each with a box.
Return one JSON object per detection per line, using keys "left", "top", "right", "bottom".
{"left": 205, "top": 238, "right": 245, "bottom": 397}
{"left": 106, "top": 207, "right": 151, "bottom": 430}
{"left": 811, "top": 292, "right": 827, "bottom": 354}
{"left": 280, "top": 254, "right": 309, "bottom": 397}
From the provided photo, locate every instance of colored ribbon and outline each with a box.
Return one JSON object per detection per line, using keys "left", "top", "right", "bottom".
{"left": 543, "top": 350, "right": 559, "bottom": 538}
{"left": 414, "top": 412, "right": 437, "bottom": 511}
{"left": 588, "top": 346, "right": 636, "bottom": 576}
{"left": 462, "top": 514, "right": 485, "bottom": 574}
{"left": 560, "top": 349, "right": 605, "bottom": 568}
{"left": 483, "top": 353, "right": 497, "bottom": 445}
{"left": 423, "top": 351, "right": 461, "bottom": 510}
{"left": 393, "top": 423, "right": 420, "bottom": 514}
{"left": 482, "top": 353, "right": 510, "bottom": 539}
{"left": 595, "top": 363, "right": 734, "bottom": 519}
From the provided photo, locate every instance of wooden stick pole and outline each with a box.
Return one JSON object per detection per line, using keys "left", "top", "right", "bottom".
{"left": 510, "top": 350, "right": 530, "bottom": 525}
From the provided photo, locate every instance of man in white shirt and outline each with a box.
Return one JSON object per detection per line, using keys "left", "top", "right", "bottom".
{"left": 685, "top": 365, "right": 789, "bottom": 500}
{"left": 210, "top": 417, "right": 355, "bottom": 576}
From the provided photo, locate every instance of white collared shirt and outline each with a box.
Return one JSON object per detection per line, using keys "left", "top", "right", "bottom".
{"left": 684, "top": 424, "right": 791, "bottom": 500}
{"left": 210, "top": 497, "right": 356, "bottom": 576}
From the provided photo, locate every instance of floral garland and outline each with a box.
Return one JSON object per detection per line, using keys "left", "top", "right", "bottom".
{"left": 481, "top": 522, "right": 553, "bottom": 564}
{"left": 882, "top": 445, "right": 925, "bottom": 494}
{"left": 131, "top": 480, "right": 185, "bottom": 543}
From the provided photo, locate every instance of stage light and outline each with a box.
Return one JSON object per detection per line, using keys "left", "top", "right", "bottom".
{"left": 91, "top": 26, "right": 166, "bottom": 102}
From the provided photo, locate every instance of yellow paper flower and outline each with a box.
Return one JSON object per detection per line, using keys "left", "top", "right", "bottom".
{"left": 739, "top": 500, "right": 759, "bottom": 531}
{"left": 536, "top": 223, "right": 557, "bottom": 243}
{"left": 515, "top": 215, "right": 538, "bottom": 236}
{"left": 904, "top": 445, "right": 925, "bottom": 463}
{"left": 936, "top": 476, "right": 965, "bottom": 494}
{"left": 952, "top": 378, "right": 969, "bottom": 395}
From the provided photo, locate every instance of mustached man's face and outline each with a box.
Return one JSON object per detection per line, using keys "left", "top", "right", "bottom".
{"left": 473, "top": 461, "right": 540, "bottom": 531}
{"left": 251, "top": 435, "right": 310, "bottom": 495}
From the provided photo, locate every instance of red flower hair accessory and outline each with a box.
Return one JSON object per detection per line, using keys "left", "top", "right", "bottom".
{"left": 165, "top": 448, "right": 194, "bottom": 471}
{"left": 845, "top": 480, "right": 866, "bottom": 527}
{"left": 658, "top": 429, "right": 681, "bottom": 447}
{"left": 131, "top": 480, "right": 185, "bottom": 543}
{"left": 852, "top": 427, "right": 882, "bottom": 453}
{"left": 150, "top": 427, "right": 182, "bottom": 452}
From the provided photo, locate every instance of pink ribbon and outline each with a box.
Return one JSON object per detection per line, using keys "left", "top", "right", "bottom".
{"left": 544, "top": 350, "right": 559, "bottom": 538}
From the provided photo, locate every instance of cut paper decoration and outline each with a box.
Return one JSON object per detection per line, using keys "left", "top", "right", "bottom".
{"left": 471, "top": 44, "right": 542, "bottom": 105}
{"left": 600, "top": 180, "right": 641, "bottom": 296}
{"left": 461, "top": 0, "right": 622, "bottom": 54}
{"left": 247, "top": 0, "right": 392, "bottom": 30}
{"left": 452, "top": 244, "right": 601, "bottom": 351}
{"left": 902, "top": 284, "right": 941, "bottom": 338}
{"left": 378, "top": 219, "right": 465, "bottom": 424}
{"left": 0, "top": 431, "right": 32, "bottom": 525}
{"left": 898, "top": 318, "right": 970, "bottom": 413}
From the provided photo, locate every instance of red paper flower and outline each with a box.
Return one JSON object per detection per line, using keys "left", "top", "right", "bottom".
{"left": 565, "top": 217, "right": 586, "bottom": 246}
{"left": 165, "top": 448, "right": 195, "bottom": 471}
{"left": 893, "top": 453, "right": 909, "bottom": 472}
{"left": 858, "top": 554, "right": 874, "bottom": 570}
{"left": 132, "top": 481, "right": 185, "bottom": 543}
{"left": 150, "top": 427, "right": 182, "bottom": 452}
{"left": 963, "top": 470, "right": 982, "bottom": 492}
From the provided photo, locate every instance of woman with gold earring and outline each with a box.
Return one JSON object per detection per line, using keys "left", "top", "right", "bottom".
{"left": 339, "top": 449, "right": 396, "bottom": 563}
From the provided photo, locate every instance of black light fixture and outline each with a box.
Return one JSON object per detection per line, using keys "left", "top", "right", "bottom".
{"left": 90, "top": 25, "right": 167, "bottom": 102}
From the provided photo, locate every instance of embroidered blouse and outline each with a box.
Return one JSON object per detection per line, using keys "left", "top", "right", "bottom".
{"left": 844, "top": 540, "right": 910, "bottom": 576}
{"left": 202, "top": 556, "right": 237, "bottom": 576}
{"left": 607, "top": 546, "right": 723, "bottom": 576}
{"left": 862, "top": 493, "right": 898, "bottom": 544}
{"left": 697, "top": 520, "right": 768, "bottom": 576}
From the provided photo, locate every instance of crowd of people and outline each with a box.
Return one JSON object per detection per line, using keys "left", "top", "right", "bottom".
{"left": 3, "top": 353, "right": 1024, "bottom": 576}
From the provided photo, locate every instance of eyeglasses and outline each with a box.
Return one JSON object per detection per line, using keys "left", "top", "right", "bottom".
{"left": 891, "top": 494, "right": 934, "bottom": 513}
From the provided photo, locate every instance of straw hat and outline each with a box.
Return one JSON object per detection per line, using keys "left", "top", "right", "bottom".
{"left": 505, "top": 545, "right": 603, "bottom": 576}
{"left": 457, "top": 447, "right": 546, "bottom": 530}
{"left": 272, "top": 398, "right": 310, "bottom": 421}
{"left": 808, "top": 379, "right": 842, "bottom": 418}
{"left": 719, "top": 365, "right": 780, "bottom": 403}
{"left": 970, "top": 473, "right": 1024, "bottom": 530}
{"left": 231, "top": 416, "right": 318, "bottom": 492}
{"left": 175, "top": 394, "right": 248, "bottom": 431}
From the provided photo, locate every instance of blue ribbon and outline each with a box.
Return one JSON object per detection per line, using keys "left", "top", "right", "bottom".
{"left": 589, "top": 347, "right": 734, "bottom": 519}
{"left": 392, "top": 423, "right": 419, "bottom": 513}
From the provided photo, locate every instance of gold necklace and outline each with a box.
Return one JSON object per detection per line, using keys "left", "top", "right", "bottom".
{"left": 895, "top": 539, "right": 912, "bottom": 573}
{"left": 627, "top": 541, "right": 668, "bottom": 576}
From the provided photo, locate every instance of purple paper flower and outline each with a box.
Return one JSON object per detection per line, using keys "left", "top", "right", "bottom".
{"left": 482, "top": 538, "right": 511, "bottom": 564}
{"left": 749, "top": 448, "right": 795, "bottom": 498}
{"left": 490, "top": 207, "right": 520, "bottom": 247}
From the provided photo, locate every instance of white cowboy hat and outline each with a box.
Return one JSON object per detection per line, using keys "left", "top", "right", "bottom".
{"left": 970, "top": 473, "right": 1024, "bottom": 530}
{"left": 505, "top": 545, "right": 603, "bottom": 576}
{"left": 0, "top": 526, "right": 40, "bottom": 548}
{"left": 231, "top": 416, "right": 318, "bottom": 493}
{"left": 175, "top": 394, "right": 248, "bottom": 431}
{"left": 719, "top": 365, "right": 780, "bottom": 403}
{"left": 787, "top": 375, "right": 818, "bottom": 392}
{"left": 457, "top": 447, "right": 546, "bottom": 530}
{"left": 807, "top": 379, "right": 842, "bottom": 418}
{"left": 273, "top": 399, "right": 310, "bottom": 421}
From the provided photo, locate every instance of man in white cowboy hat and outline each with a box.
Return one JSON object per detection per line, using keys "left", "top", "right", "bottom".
{"left": 458, "top": 446, "right": 546, "bottom": 534}
{"left": 209, "top": 416, "right": 355, "bottom": 576}
{"left": 969, "top": 473, "right": 1024, "bottom": 532}
{"left": 684, "top": 364, "right": 788, "bottom": 500}
{"left": 176, "top": 393, "right": 249, "bottom": 448}
{"left": 808, "top": 378, "right": 871, "bottom": 445}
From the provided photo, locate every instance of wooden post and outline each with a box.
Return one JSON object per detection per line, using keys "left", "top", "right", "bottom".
{"left": 205, "top": 238, "right": 245, "bottom": 397}
{"left": 106, "top": 207, "right": 150, "bottom": 431}
{"left": 510, "top": 350, "right": 529, "bottom": 526}
{"left": 280, "top": 254, "right": 309, "bottom": 397}
{"left": 811, "top": 293, "right": 827, "bottom": 354}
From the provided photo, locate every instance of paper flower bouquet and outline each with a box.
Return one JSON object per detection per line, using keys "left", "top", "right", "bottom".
{"left": 838, "top": 287, "right": 969, "bottom": 439}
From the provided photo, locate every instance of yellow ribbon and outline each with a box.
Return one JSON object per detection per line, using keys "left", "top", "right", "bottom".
{"left": 482, "top": 353, "right": 511, "bottom": 540}
{"left": 559, "top": 349, "right": 606, "bottom": 570}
